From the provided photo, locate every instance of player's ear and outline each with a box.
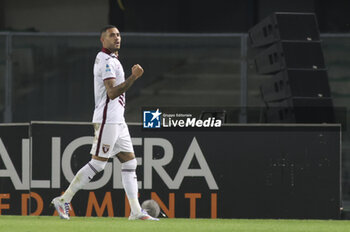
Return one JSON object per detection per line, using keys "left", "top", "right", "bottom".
{"left": 100, "top": 32, "right": 106, "bottom": 43}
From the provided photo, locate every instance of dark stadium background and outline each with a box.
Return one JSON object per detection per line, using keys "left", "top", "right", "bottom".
{"left": 1, "top": 0, "right": 349, "bottom": 33}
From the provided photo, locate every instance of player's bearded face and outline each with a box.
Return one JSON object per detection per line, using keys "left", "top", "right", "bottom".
{"left": 103, "top": 28, "right": 121, "bottom": 52}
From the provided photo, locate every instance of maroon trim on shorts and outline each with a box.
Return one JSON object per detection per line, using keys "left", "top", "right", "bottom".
{"left": 95, "top": 94, "right": 110, "bottom": 156}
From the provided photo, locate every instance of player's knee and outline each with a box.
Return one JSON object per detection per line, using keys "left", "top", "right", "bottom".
{"left": 89, "top": 159, "right": 107, "bottom": 173}
{"left": 121, "top": 158, "right": 137, "bottom": 171}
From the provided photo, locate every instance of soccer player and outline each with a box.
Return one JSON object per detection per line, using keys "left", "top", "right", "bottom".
{"left": 51, "top": 25, "right": 159, "bottom": 221}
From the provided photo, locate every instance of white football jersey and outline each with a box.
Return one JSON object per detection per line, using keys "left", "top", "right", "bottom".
{"left": 92, "top": 48, "right": 126, "bottom": 123}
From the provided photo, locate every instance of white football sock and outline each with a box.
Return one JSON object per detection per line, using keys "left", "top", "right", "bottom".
{"left": 121, "top": 159, "right": 142, "bottom": 215}
{"left": 61, "top": 159, "right": 106, "bottom": 203}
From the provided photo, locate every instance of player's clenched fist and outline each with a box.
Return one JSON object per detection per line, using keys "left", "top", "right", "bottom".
{"left": 132, "top": 64, "right": 144, "bottom": 78}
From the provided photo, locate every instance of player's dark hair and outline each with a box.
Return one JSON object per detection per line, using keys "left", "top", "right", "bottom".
{"left": 100, "top": 25, "right": 117, "bottom": 35}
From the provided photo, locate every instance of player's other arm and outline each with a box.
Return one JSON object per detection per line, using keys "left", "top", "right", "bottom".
{"left": 104, "top": 64, "right": 144, "bottom": 100}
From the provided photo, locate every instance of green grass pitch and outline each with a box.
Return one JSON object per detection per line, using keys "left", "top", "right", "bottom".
{"left": 1, "top": 216, "right": 350, "bottom": 232}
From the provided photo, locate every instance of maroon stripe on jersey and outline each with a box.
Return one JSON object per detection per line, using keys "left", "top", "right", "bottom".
{"left": 119, "top": 96, "right": 125, "bottom": 103}
{"left": 119, "top": 94, "right": 125, "bottom": 103}
{"left": 118, "top": 99, "right": 125, "bottom": 107}
{"left": 95, "top": 95, "right": 110, "bottom": 156}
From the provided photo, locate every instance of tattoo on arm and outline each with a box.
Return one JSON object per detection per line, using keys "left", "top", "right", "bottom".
{"left": 105, "top": 75, "right": 137, "bottom": 99}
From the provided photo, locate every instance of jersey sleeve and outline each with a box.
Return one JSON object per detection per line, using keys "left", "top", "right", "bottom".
{"left": 101, "top": 59, "right": 117, "bottom": 80}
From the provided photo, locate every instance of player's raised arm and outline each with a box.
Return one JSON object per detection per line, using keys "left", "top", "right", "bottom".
{"left": 104, "top": 64, "right": 144, "bottom": 100}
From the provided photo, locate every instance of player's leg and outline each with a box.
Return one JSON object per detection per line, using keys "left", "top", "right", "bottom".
{"left": 51, "top": 123, "right": 116, "bottom": 219}
{"left": 51, "top": 156, "right": 108, "bottom": 219}
{"left": 115, "top": 123, "right": 159, "bottom": 221}
{"left": 61, "top": 123, "right": 115, "bottom": 202}
{"left": 118, "top": 152, "right": 141, "bottom": 214}
{"left": 60, "top": 156, "right": 107, "bottom": 202}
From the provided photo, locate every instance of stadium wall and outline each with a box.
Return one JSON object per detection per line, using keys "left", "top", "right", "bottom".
{"left": 0, "top": 122, "right": 341, "bottom": 219}
{"left": 2, "top": 0, "right": 109, "bottom": 32}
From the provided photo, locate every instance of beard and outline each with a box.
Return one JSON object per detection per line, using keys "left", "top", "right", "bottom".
{"left": 107, "top": 43, "right": 120, "bottom": 53}
{"left": 109, "top": 47, "right": 119, "bottom": 53}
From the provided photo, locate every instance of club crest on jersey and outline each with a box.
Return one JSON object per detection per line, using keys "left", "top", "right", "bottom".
{"left": 102, "top": 144, "right": 110, "bottom": 153}
{"left": 105, "top": 64, "right": 111, "bottom": 72}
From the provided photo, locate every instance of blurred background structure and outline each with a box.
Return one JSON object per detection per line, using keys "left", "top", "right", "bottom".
{"left": 1, "top": 0, "right": 350, "bottom": 209}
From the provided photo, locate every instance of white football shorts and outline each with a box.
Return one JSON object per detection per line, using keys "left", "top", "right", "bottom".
{"left": 90, "top": 122, "right": 134, "bottom": 158}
